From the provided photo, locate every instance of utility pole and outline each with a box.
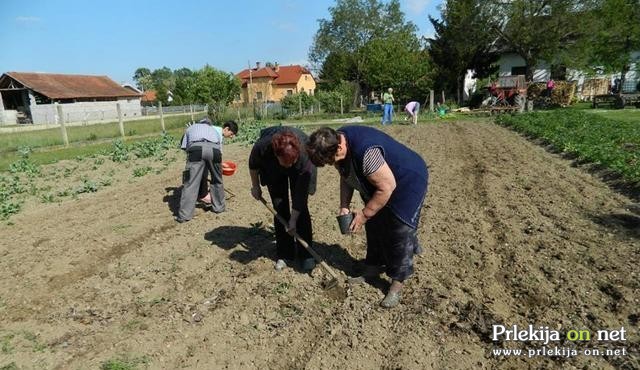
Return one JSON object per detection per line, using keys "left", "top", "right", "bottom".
{"left": 248, "top": 60, "right": 253, "bottom": 105}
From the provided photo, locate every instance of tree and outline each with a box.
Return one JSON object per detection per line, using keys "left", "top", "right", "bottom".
{"left": 489, "top": 0, "right": 594, "bottom": 81}
{"left": 361, "top": 31, "right": 430, "bottom": 102}
{"left": 310, "top": 0, "right": 421, "bottom": 102}
{"left": 133, "top": 67, "right": 152, "bottom": 91}
{"left": 318, "top": 52, "right": 357, "bottom": 89}
{"left": 173, "top": 68, "right": 196, "bottom": 105}
{"left": 193, "top": 65, "right": 241, "bottom": 121}
{"left": 428, "top": 0, "right": 500, "bottom": 104}
{"left": 585, "top": 0, "right": 640, "bottom": 91}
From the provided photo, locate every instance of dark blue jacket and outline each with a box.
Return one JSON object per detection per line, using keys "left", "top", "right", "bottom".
{"left": 339, "top": 125, "right": 428, "bottom": 228}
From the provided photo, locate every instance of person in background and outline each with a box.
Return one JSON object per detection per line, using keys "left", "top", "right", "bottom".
{"left": 176, "top": 119, "right": 238, "bottom": 223}
{"left": 249, "top": 126, "right": 318, "bottom": 272}
{"left": 306, "top": 126, "right": 429, "bottom": 308}
{"left": 196, "top": 120, "right": 238, "bottom": 204}
{"left": 546, "top": 79, "right": 555, "bottom": 98}
{"left": 404, "top": 101, "right": 420, "bottom": 125}
{"left": 381, "top": 88, "right": 395, "bottom": 125}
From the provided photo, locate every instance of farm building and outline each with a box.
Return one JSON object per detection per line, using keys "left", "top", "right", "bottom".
{"left": 235, "top": 63, "right": 316, "bottom": 105}
{"left": 496, "top": 51, "right": 640, "bottom": 99}
{"left": 0, "top": 72, "right": 142, "bottom": 125}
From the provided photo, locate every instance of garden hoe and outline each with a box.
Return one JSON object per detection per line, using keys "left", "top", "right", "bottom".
{"left": 259, "top": 197, "right": 344, "bottom": 296}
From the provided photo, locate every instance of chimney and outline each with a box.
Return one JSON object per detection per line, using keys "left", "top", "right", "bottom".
{"left": 256, "top": 62, "right": 261, "bottom": 70}
{"left": 274, "top": 62, "right": 279, "bottom": 72}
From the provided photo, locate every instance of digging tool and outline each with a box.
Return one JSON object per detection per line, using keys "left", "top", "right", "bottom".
{"left": 224, "top": 188, "right": 236, "bottom": 198}
{"left": 259, "top": 197, "right": 341, "bottom": 290}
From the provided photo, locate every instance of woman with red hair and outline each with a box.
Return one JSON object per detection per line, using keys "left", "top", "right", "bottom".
{"left": 249, "top": 126, "right": 317, "bottom": 272}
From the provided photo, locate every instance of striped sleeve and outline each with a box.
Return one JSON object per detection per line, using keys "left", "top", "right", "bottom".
{"left": 362, "top": 147, "right": 385, "bottom": 176}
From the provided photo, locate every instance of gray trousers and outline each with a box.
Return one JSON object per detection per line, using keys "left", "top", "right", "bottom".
{"left": 178, "top": 142, "right": 224, "bottom": 220}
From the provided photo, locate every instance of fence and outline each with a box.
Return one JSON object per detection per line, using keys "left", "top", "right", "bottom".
{"left": 141, "top": 104, "right": 208, "bottom": 116}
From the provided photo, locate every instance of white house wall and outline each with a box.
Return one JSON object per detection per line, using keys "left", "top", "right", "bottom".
{"left": 498, "top": 53, "right": 549, "bottom": 82}
{"left": 30, "top": 98, "right": 142, "bottom": 125}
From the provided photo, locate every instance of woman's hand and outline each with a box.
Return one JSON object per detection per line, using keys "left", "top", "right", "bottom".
{"left": 350, "top": 208, "right": 368, "bottom": 233}
{"left": 287, "top": 210, "right": 300, "bottom": 236}
{"left": 250, "top": 185, "right": 262, "bottom": 200}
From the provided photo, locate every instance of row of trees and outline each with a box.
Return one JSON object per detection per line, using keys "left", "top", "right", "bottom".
{"left": 311, "top": 0, "right": 640, "bottom": 105}
{"left": 132, "top": 66, "right": 240, "bottom": 108}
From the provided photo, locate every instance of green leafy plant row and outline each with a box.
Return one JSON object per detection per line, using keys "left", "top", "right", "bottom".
{"left": 496, "top": 111, "right": 640, "bottom": 183}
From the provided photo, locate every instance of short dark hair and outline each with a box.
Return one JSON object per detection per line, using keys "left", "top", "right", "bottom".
{"left": 223, "top": 120, "right": 239, "bottom": 135}
{"left": 307, "top": 127, "right": 340, "bottom": 167}
{"left": 272, "top": 130, "right": 301, "bottom": 166}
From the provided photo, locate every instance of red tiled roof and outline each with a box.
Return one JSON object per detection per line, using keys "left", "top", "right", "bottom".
{"left": 236, "top": 65, "right": 313, "bottom": 85}
{"left": 3, "top": 72, "right": 142, "bottom": 99}
{"left": 142, "top": 90, "right": 157, "bottom": 102}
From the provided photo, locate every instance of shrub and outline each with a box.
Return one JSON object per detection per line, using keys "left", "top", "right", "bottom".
{"left": 281, "top": 92, "right": 315, "bottom": 116}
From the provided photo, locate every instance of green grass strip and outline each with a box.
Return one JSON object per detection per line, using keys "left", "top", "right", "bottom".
{"left": 0, "top": 114, "right": 202, "bottom": 155}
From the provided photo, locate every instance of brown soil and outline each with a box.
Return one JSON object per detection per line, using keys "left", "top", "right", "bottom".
{"left": 0, "top": 121, "right": 638, "bottom": 369}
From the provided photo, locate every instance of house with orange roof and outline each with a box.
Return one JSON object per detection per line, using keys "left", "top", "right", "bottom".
{"left": 235, "top": 62, "right": 316, "bottom": 104}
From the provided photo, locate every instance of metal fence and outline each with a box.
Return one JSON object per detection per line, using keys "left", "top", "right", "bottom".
{"left": 141, "top": 104, "right": 208, "bottom": 116}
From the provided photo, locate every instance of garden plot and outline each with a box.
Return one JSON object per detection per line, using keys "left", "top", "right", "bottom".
{"left": 0, "top": 122, "right": 637, "bottom": 369}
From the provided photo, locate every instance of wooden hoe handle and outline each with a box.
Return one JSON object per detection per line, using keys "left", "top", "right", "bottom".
{"left": 259, "top": 197, "right": 340, "bottom": 280}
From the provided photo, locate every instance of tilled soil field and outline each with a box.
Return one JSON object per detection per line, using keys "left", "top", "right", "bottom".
{"left": 0, "top": 121, "right": 638, "bottom": 369}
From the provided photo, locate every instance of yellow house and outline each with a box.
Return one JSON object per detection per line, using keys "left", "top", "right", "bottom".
{"left": 235, "top": 63, "right": 316, "bottom": 104}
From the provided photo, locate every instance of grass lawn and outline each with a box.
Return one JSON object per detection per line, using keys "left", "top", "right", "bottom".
{"left": 564, "top": 101, "right": 640, "bottom": 123}
{"left": 588, "top": 108, "right": 640, "bottom": 123}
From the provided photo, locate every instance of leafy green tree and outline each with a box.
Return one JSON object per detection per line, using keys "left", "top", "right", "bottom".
{"left": 310, "top": 0, "right": 421, "bottom": 102}
{"left": 133, "top": 67, "right": 152, "bottom": 91}
{"left": 151, "top": 67, "right": 175, "bottom": 94}
{"left": 428, "top": 0, "right": 499, "bottom": 104}
{"left": 155, "top": 84, "right": 170, "bottom": 105}
{"left": 193, "top": 65, "right": 241, "bottom": 121}
{"left": 173, "top": 68, "right": 196, "bottom": 105}
{"left": 584, "top": 0, "right": 640, "bottom": 90}
{"left": 318, "top": 52, "right": 357, "bottom": 89}
{"left": 361, "top": 32, "right": 430, "bottom": 102}
{"left": 489, "top": 0, "right": 595, "bottom": 81}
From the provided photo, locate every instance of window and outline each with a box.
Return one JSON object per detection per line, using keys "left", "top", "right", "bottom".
{"left": 304, "top": 75, "right": 308, "bottom": 80}
{"left": 511, "top": 66, "right": 526, "bottom": 76}
{"left": 256, "top": 91, "right": 263, "bottom": 100}
{"left": 550, "top": 65, "right": 567, "bottom": 80}
{"left": 287, "top": 90, "right": 293, "bottom": 95}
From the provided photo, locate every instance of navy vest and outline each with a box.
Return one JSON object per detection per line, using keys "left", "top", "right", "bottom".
{"left": 339, "top": 125, "right": 428, "bottom": 228}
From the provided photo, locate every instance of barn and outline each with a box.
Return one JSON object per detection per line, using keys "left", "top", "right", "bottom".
{"left": 0, "top": 72, "right": 142, "bottom": 125}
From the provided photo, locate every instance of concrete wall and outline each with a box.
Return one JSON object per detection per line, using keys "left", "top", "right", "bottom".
{"left": 0, "top": 110, "right": 17, "bottom": 125}
{"left": 30, "top": 98, "right": 142, "bottom": 124}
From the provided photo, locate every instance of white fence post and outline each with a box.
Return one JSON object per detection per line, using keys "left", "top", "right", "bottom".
{"left": 55, "top": 103, "right": 69, "bottom": 147}
{"left": 117, "top": 102, "right": 125, "bottom": 138}
{"left": 159, "top": 101, "right": 165, "bottom": 133}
